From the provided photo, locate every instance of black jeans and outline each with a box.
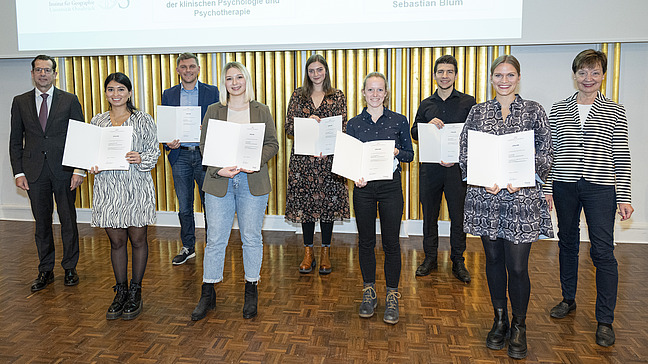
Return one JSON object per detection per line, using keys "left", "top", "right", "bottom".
{"left": 353, "top": 172, "right": 403, "bottom": 289}
{"left": 481, "top": 237, "right": 532, "bottom": 317}
{"left": 419, "top": 163, "right": 467, "bottom": 263}
{"left": 553, "top": 178, "right": 618, "bottom": 324}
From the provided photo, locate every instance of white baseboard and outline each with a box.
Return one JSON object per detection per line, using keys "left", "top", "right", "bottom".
{"left": 1, "top": 205, "right": 646, "bottom": 243}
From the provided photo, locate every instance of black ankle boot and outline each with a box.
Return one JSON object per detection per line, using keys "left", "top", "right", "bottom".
{"left": 243, "top": 281, "right": 258, "bottom": 319}
{"left": 486, "top": 308, "right": 509, "bottom": 350}
{"left": 122, "top": 281, "right": 142, "bottom": 320}
{"left": 106, "top": 282, "right": 129, "bottom": 320}
{"left": 508, "top": 315, "right": 527, "bottom": 359}
{"left": 191, "top": 283, "right": 216, "bottom": 321}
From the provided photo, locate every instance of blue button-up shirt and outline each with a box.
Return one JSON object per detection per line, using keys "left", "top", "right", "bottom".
{"left": 346, "top": 107, "right": 414, "bottom": 172}
{"left": 180, "top": 83, "right": 199, "bottom": 147}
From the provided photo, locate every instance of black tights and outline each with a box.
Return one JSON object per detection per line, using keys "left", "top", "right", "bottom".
{"left": 106, "top": 226, "right": 148, "bottom": 285}
{"left": 302, "top": 222, "right": 334, "bottom": 247}
{"left": 481, "top": 236, "right": 532, "bottom": 317}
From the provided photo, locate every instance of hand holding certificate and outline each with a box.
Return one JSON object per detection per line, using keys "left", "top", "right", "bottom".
{"left": 466, "top": 129, "right": 535, "bottom": 188}
{"left": 201, "top": 119, "right": 266, "bottom": 171}
{"left": 293, "top": 115, "right": 343, "bottom": 156}
{"left": 331, "top": 131, "right": 395, "bottom": 182}
{"left": 418, "top": 123, "right": 464, "bottom": 163}
{"left": 156, "top": 105, "right": 202, "bottom": 143}
{"left": 62, "top": 120, "right": 133, "bottom": 171}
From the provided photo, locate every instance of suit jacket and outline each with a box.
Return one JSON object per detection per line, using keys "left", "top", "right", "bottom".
{"left": 161, "top": 81, "right": 219, "bottom": 165}
{"left": 200, "top": 100, "right": 279, "bottom": 197}
{"left": 9, "top": 87, "right": 84, "bottom": 182}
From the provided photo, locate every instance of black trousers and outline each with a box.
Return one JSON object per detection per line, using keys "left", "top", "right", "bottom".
{"left": 26, "top": 164, "right": 79, "bottom": 272}
{"left": 353, "top": 172, "right": 403, "bottom": 289}
{"left": 419, "top": 163, "right": 467, "bottom": 263}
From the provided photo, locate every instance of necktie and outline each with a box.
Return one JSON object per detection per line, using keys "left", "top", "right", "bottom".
{"left": 39, "top": 93, "right": 49, "bottom": 131}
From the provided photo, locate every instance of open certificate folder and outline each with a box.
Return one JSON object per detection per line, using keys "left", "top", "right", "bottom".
{"left": 467, "top": 129, "right": 535, "bottom": 188}
{"left": 331, "top": 131, "right": 395, "bottom": 183}
{"left": 201, "top": 119, "right": 266, "bottom": 172}
{"left": 293, "top": 115, "right": 342, "bottom": 156}
{"left": 418, "top": 123, "right": 464, "bottom": 163}
{"left": 62, "top": 120, "right": 133, "bottom": 171}
{"left": 156, "top": 105, "right": 201, "bottom": 143}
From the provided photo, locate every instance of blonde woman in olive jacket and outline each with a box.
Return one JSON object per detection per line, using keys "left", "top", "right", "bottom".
{"left": 191, "top": 62, "right": 278, "bottom": 322}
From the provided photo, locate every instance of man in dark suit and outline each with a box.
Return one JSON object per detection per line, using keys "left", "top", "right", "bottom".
{"left": 9, "top": 55, "right": 85, "bottom": 292}
{"left": 162, "top": 52, "right": 219, "bottom": 265}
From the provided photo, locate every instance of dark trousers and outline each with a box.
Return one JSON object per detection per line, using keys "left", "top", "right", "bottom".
{"left": 171, "top": 149, "right": 206, "bottom": 250}
{"left": 26, "top": 164, "right": 79, "bottom": 272}
{"left": 353, "top": 172, "right": 403, "bottom": 289}
{"left": 419, "top": 163, "right": 467, "bottom": 263}
{"left": 481, "top": 237, "right": 532, "bottom": 317}
{"left": 553, "top": 178, "right": 618, "bottom": 324}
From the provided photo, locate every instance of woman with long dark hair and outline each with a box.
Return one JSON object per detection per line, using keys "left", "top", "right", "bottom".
{"left": 89, "top": 72, "right": 160, "bottom": 320}
{"left": 285, "top": 54, "right": 350, "bottom": 275}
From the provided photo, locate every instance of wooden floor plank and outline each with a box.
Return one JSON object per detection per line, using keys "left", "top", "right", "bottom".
{"left": 0, "top": 220, "right": 647, "bottom": 363}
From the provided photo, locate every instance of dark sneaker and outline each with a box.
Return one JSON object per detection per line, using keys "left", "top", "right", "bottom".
{"left": 172, "top": 247, "right": 196, "bottom": 265}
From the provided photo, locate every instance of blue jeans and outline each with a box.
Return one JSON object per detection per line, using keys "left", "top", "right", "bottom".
{"left": 553, "top": 178, "right": 618, "bottom": 324}
{"left": 203, "top": 173, "right": 268, "bottom": 283}
{"left": 171, "top": 149, "right": 206, "bottom": 250}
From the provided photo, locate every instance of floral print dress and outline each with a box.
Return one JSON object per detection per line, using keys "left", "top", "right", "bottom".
{"left": 284, "top": 88, "right": 350, "bottom": 223}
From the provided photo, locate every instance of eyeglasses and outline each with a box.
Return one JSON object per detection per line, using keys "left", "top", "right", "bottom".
{"left": 34, "top": 68, "right": 53, "bottom": 74}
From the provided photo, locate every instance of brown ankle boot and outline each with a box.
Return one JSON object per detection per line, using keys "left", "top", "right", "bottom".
{"left": 299, "top": 246, "right": 316, "bottom": 273}
{"left": 319, "top": 246, "right": 332, "bottom": 274}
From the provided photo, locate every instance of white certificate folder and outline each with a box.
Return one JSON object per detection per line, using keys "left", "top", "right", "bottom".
{"left": 331, "top": 131, "right": 395, "bottom": 183}
{"left": 293, "top": 115, "right": 343, "bottom": 156}
{"left": 156, "top": 105, "right": 202, "bottom": 143}
{"left": 418, "top": 123, "right": 464, "bottom": 163}
{"left": 201, "top": 119, "right": 266, "bottom": 172}
{"left": 62, "top": 120, "right": 133, "bottom": 171}
{"left": 467, "top": 129, "right": 535, "bottom": 188}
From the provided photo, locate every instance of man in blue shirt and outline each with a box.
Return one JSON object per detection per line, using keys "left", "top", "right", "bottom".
{"left": 411, "top": 55, "right": 476, "bottom": 282}
{"left": 162, "top": 52, "right": 219, "bottom": 265}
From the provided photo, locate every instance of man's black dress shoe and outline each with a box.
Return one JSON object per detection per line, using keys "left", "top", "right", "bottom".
{"left": 550, "top": 301, "right": 576, "bottom": 318}
{"left": 415, "top": 257, "right": 437, "bottom": 276}
{"left": 64, "top": 268, "right": 79, "bottom": 286}
{"left": 596, "top": 324, "right": 615, "bottom": 347}
{"left": 452, "top": 261, "right": 471, "bottom": 283}
{"left": 31, "top": 271, "right": 54, "bottom": 292}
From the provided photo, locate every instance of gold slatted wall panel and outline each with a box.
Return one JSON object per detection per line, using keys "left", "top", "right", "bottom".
{"left": 65, "top": 44, "right": 622, "bottom": 225}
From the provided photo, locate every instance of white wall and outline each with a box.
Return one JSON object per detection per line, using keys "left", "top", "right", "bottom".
{"left": 2, "top": 43, "right": 647, "bottom": 242}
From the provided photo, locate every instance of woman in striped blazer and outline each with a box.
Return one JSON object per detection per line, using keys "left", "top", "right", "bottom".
{"left": 544, "top": 49, "right": 634, "bottom": 348}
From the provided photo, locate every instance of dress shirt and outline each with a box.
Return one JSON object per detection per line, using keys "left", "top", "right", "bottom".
{"left": 180, "top": 83, "right": 200, "bottom": 147}
{"left": 411, "top": 88, "right": 476, "bottom": 141}
{"left": 346, "top": 107, "right": 414, "bottom": 171}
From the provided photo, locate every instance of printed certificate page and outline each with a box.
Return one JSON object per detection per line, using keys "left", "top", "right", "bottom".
{"left": 331, "top": 131, "right": 395, "bottom": 183}
{"left": 293, "top": 115, "right": 342, "bottom": 156}
{"left": 202, "top": 119, "right": 266, "bottom": 171}
{"left": 156, "top": 105, "right": 202, "bottom": 143}
{"left": 418, "top": 123, "right": 464, "bottom": 163}
{"left": 62, "top": 120, "right": 133, "bottom": 171}
{"left": 467, "top": 130, "right": 535, "bottom": 188}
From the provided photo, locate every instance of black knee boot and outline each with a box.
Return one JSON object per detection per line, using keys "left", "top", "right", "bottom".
{"left": 106, "top": 282, "right": 129, "bottom": 320}
{"left": 508, "top": 315, "right": 527, "bottom": 359}
{"left": 486, "top": 307, "right": 509, "bottom": 350}
{"left": 191, "top": 283, "right": 216, "bottom": 321}
{"left": 243, "top": 281, "right": 258, "bottom": 319}
{"left": 122, "top": 281, "right": 143, "bottom": 320}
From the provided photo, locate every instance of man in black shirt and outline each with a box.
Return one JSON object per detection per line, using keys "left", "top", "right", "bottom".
{"left": 411, "top": 55, "right": 476, "bottom": 282}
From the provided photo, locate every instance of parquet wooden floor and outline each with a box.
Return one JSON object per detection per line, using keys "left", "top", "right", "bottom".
{"left": 0, "top": 220, "right": 647, "bottom": 363}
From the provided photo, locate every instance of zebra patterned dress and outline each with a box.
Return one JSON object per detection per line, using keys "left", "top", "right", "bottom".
{"left": 459, "top": 95, "right": 554, "bottom": 244}
{"left": 90, "top": 110, "right": 161, "bottom": 228}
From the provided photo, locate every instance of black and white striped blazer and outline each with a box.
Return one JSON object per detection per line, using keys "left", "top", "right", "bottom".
{"left": 544, "top": 92, "right": 631, "bottom": 204}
